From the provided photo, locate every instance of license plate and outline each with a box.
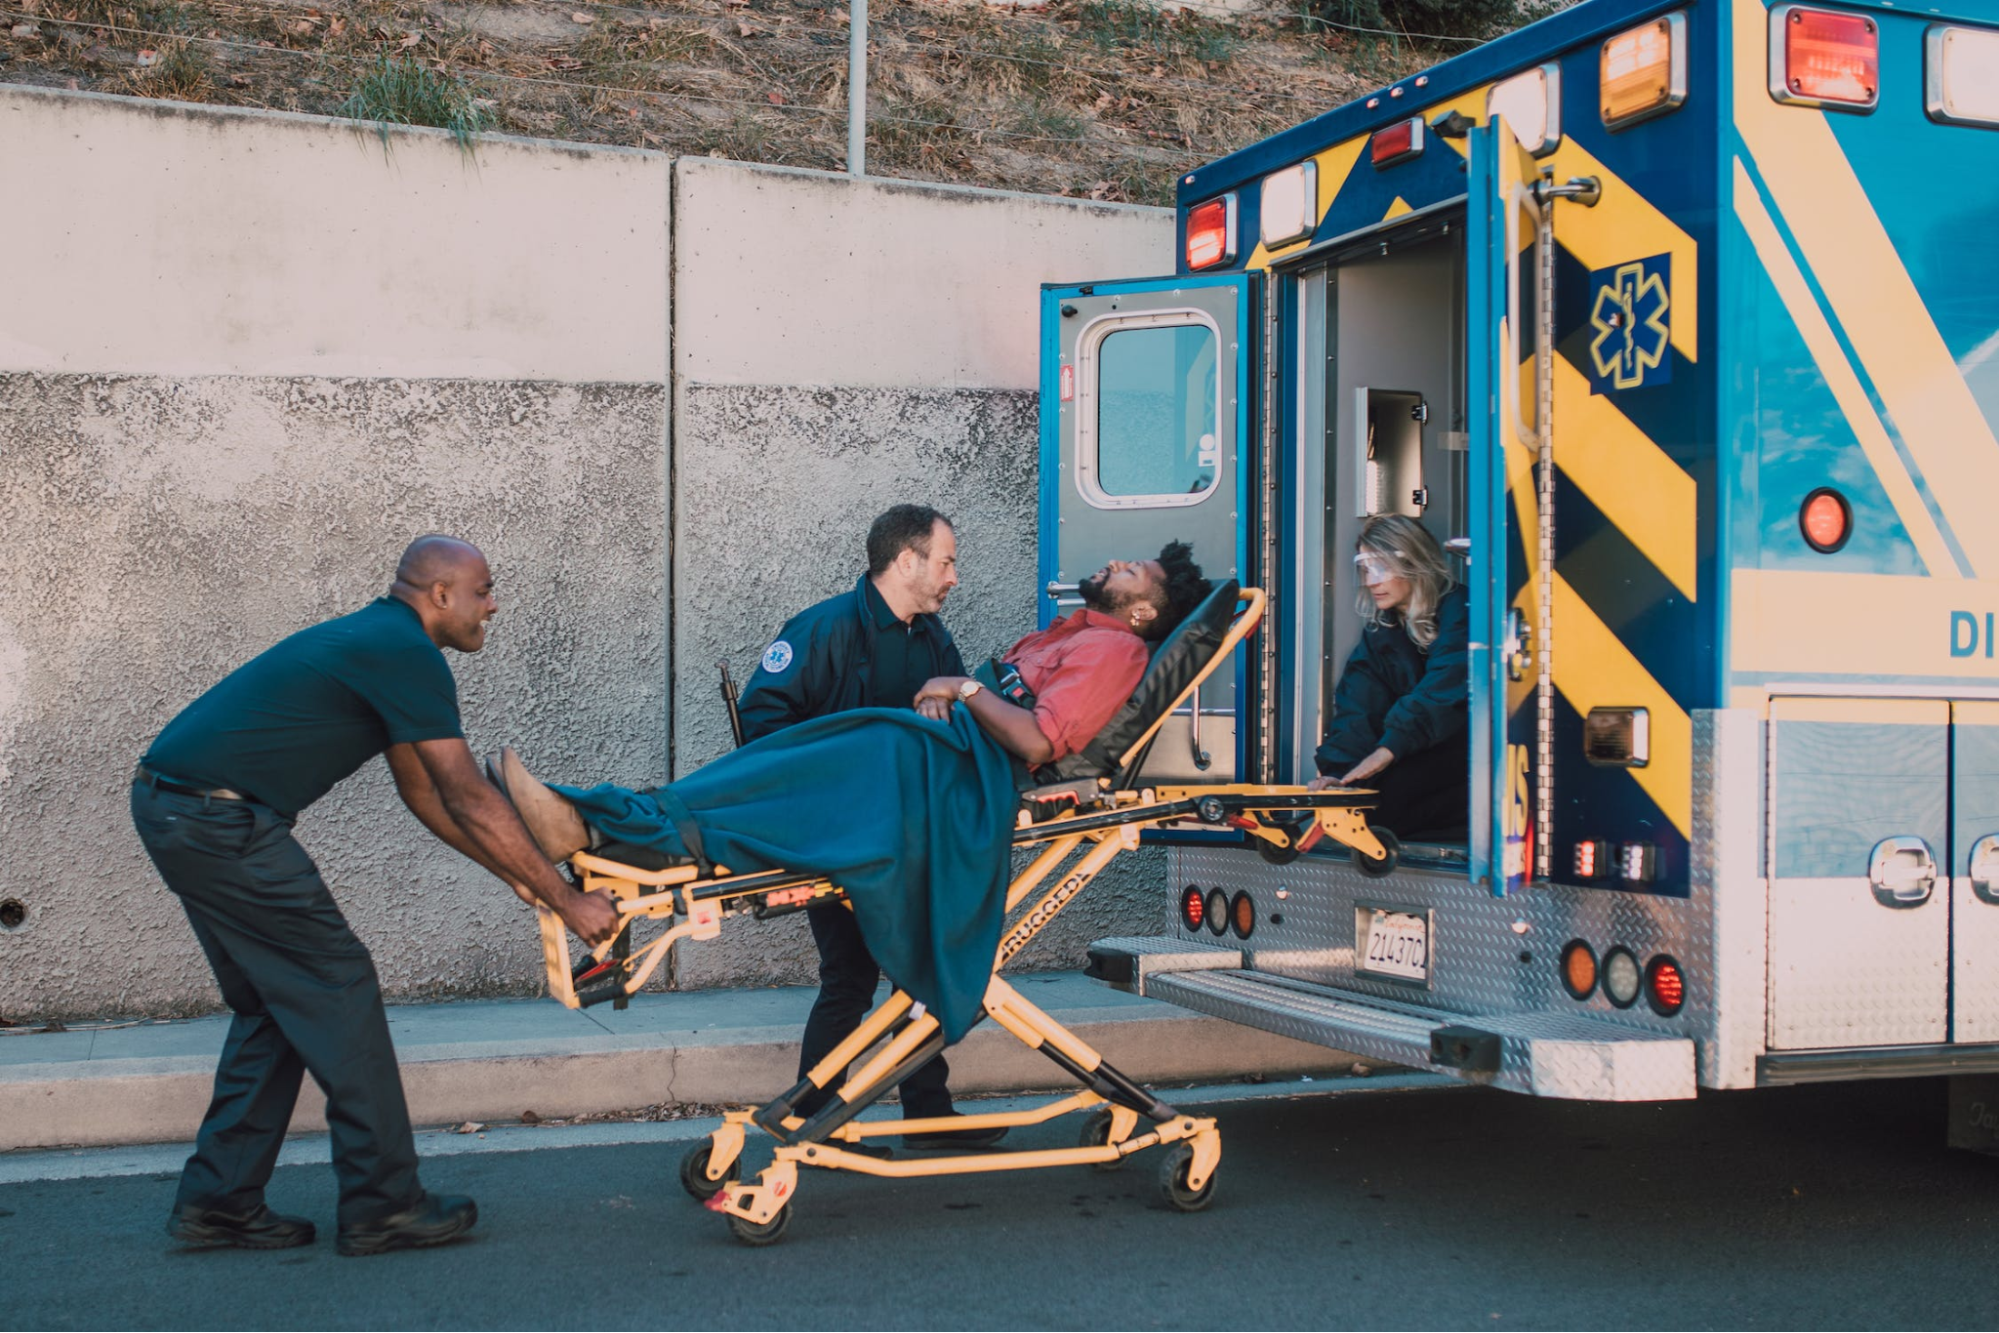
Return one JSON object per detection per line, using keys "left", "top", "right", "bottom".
{"left": 1357, "top": 907, "right": 1430, "bottom": 983}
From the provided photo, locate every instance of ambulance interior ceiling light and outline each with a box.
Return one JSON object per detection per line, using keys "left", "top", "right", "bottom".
{"left": 1370, "top": 117, "right": 1426, "bottom": 168}
{"left": 1259, "top": 161, "right": 1318, "bottom": 247}
{"left": 1186, "top": 195, "right": 1237, "bottom": 271}
{"left": 1486, "top": 64, "right": 1562, "bottom": 154}
{"left": 1601, "top": 11, "right": 1687, "bottom": 130}
{"left": 1927, "top": 25, "right": 1999, "bottom": 128}
{"left": 1770, "top": 4, "right": 1878, "bottom": 110}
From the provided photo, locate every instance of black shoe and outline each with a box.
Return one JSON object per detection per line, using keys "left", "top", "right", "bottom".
{"left": 166, "top": 1202, "right": 316, "bottom": 1250}
{"left": 901, "top": 1113, "right": 1009, "bottom": 1150}
{"left": 335, "top": 1193, "right": 478, "bottom": 1257}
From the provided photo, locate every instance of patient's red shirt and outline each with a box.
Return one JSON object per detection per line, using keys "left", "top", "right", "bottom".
{"left": 1003, "top": 610, "right": 1149, "bottom": 761}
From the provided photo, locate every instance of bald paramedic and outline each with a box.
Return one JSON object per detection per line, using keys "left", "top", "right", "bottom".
{"left": 131, "top": 536, "right": 618, "bottom": 1257}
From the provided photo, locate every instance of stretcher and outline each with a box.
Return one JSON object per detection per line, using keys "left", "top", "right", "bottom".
{"left": 532, "top": 584, "right": 1398, "bottom": 1244}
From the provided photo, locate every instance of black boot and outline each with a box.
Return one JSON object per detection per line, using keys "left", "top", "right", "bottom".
{"left": 336, "top": 1193, "right": 478, "bottom": 1257}
{"left": 167, "top": 1202, "right": 316, "bottom": 1250}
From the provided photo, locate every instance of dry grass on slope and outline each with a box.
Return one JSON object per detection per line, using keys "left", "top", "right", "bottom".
{"left": 2, "top": 0, "right": 1461, "bottom": 202}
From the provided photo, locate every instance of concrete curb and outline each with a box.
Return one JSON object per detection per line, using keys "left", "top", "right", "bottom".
{"left": 0, "top": 974, "right": 1359, "bottom": 1151}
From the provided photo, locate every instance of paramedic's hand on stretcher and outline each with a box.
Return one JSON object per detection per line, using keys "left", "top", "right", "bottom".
{"left": 914, "top": 675, "right": 1056, "bottom": 767}
{"left": 1308, "top": 746, "right": 1394, "bottom": 790}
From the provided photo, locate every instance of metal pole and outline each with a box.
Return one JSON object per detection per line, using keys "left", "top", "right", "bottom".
{"left": 847, "top": 0, "right": 867, "bottom": 177}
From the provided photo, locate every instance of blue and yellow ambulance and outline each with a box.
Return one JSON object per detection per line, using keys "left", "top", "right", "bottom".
{"left": 1053, "top": 0, "right": 1999, "bottom": 1100}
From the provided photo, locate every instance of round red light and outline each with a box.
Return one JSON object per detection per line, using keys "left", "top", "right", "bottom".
{"left": 1800, "top": 488, "right": 1851, "bottom": 553}
{"left": 1645, "top": 955, "right": 1686, "bottom": 1016}
{"left": 1181, "top": 885, "right": 1205, "bottom": 932}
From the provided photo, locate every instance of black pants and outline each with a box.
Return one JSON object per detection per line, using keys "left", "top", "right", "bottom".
{"left": 796, "top": 902, "right": 953, "bottom": 1118}
{"left": 1368, "top": 736, "right": 1471, "bottom": 842}
{"left": 130, "top": 780, "right": 421, "bottom": 1226}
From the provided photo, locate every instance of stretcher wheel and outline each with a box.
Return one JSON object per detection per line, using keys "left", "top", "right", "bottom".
{"left": 1255, "top": 817, "right": 1311, "bottom": 866}
{"left": 1078, "top": 1109, "right": 1127, "bottom": 1172}
{"left": 1355, "top": 828, "right": 1401, "bottom": 879}
{"left": 1157, "top": 1144, "right": 1216, "bottom": 1213}
{"left": 679, "top": 1142, "right": 726, "bottom": 1202}
{"left": 727, "top": 1203, "right": 792, "bottom": 1247}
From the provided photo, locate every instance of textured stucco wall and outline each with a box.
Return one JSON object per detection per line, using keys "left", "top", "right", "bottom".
{"left": 668, "top": 159, "right": 1176, "bottom": 990}
{"left": 0, "top": 88, "right": 671, "bottom": 1020}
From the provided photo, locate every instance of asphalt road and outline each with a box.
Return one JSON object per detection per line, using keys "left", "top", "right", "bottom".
{"left": 6, "top": 1077, "right": 1999, "bottom": 1330}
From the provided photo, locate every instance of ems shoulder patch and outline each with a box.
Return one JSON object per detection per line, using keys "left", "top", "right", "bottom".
{"left": 761, "top": 640, "right": 794, "bottom": 674}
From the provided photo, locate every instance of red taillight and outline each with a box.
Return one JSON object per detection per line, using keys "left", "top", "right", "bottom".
{"left": 1185, "top": 196, "right": 1234, "bottom": 270}
{"left": 1800, "top": 487, "right": 1851, "bottom": 552}
{"left": 1645, "top": 955, "right": 1686, "bottom": 1016}
{"left": 1573, "top": 839, "right": 1609, "bottom": 880}
{"left": 1370, "top": 116, "right": 1425, "bottom": 167}
{"left": 1181, "top": 885, "right": 1205, "bottom": 932}
{"left": 1775, "top": 6, "right": 1878, "bottom": 109}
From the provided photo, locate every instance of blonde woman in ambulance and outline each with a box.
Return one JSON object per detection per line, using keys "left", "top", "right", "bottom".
{"left": 1307, "top": 515, "right": 1470, "bottom": 841}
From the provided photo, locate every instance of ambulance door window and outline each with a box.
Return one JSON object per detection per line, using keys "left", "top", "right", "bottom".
{"left": 1082, "top": 318, "right": 1220, "bottom": 507}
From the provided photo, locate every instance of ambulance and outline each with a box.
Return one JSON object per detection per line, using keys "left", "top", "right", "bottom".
{"left": 1054, "top": 0, "right": 1999, "bottom": 1102}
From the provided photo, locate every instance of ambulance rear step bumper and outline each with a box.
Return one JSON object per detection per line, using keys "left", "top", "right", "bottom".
{"left": 1087, "top": 935, "right": 1696, "bottom": 1102}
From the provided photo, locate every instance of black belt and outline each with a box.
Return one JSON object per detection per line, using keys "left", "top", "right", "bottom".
{"left": 135, "top": 764, "right": 250, "bottom": 803}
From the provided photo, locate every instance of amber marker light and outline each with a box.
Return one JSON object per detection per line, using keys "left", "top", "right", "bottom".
{"left": 1772, "top": 5, "right": 1879, "bottom": 110}
{"left": 1230, "top": 891, "right": 1257, "bottom": 940}
{"left": 1560, "top": 939, "right": 1599, "bottom": 1000}
{"left": 1800, "top": 487, "right": 1852, "bottom": 552}
{"left": 1602, "top": 12, "right": 1687, "bottom": 129}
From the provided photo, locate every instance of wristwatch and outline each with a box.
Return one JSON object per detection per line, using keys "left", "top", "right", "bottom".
{"left": 957, "top": 679, "right": 985, "bottom": 701}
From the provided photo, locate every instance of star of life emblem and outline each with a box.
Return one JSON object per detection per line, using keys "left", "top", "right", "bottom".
{"left": 761, "top": 640, "right": 794, "bottom": 674}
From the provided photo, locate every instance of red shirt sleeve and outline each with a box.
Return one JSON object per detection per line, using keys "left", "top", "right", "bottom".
{"left": 1030, "top": 632, "right": 1149, "bottom": 761}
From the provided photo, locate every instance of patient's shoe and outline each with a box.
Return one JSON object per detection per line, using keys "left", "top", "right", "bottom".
{"left": 497, "top": 747, "right": 589, "bottom": 862}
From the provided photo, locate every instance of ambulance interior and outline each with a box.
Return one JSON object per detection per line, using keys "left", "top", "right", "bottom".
{"left": 1288, "top": 216, "right": 1470, "bottom": 846}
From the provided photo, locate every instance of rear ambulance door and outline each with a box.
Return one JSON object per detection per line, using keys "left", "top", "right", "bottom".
{"left": 1040, "top": 274, "right": 1254, "bottom": 784}
{"left": 1465, "top": 118, "right": 1543, "bottom": 896}
{"left": 1951, "top": 702, "right": 1999, "bottom": 1041}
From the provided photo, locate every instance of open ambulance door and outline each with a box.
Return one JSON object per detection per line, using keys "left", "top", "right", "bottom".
{"left": 1039, "top": 273, "right": 1256, "bottom": 785}
{"left": 1466, "top": 118, "right": 1544, "bottom": 897}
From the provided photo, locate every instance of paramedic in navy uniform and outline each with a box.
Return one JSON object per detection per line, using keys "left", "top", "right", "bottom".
{"left": 132, "top": 535, "right": 619, "bottom": 1256}
{"left": 1309, "top": 515, "right": 1471, "bottom": 839}
{"left": 735, "top": 504, "right": 1001, "bottom": 1149}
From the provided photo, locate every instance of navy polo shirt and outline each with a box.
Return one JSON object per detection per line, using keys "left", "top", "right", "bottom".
{"left": 863, "top": 579, "right": 950, "bottom": 711}
{"left": 143, "top": 597, "right": 464, "bottom": 817}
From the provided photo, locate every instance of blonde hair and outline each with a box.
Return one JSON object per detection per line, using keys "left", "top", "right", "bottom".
{"left": 1353, "top": 515, "right": 1456, "bottom": 651}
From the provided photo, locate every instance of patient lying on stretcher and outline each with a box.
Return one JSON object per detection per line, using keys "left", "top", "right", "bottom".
{"left": 492, "top": 542, "right": 1211, "bottom": 1044}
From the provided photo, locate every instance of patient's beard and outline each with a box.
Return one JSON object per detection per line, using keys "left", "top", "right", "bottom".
{"left": 1078, "top": 571, "right": 1112, "bottom": 610}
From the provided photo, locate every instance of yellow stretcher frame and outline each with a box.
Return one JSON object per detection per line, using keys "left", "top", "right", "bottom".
{"left": 531, "top": 588, "right": 1396, "bottom": 1244}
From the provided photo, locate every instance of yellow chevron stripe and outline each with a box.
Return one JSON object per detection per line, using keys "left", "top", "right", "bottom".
{"left": 1551, "top": 357, "right": 1698, "bottom": 600}
{"left": 1384, "top": 196, "right": 1413, "bottom": 221}
{"left": 1730, "top": 159, "right": 1959, "bottom": 579}
{"left": 1732, "top": 0, "right": 1999, "bottom": 577}
{"left": 1244, "top": 135, "right": 1368, "bottom": 272}
{"left": 1552, "top": 572, "right": 1694, "bottom": 838}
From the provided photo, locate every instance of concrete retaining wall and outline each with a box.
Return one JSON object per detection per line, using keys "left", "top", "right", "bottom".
{"left": 0, "top": 86, "right": 1178, "bottom": 1019}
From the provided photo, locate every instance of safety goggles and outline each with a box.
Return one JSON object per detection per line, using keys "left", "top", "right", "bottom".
{"left": 1353, "top": 552, "right": 1403, "bottom": 585}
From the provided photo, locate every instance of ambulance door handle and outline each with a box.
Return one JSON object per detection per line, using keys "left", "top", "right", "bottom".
{"left": 1970, "top": 834, "right": 1999, "bottom": 905}
{"left": 1187, "top": 679, "right": 1212, "bottom": 772}
{"left": 1869, "top": 837, "right": 1938, "bottom": 907}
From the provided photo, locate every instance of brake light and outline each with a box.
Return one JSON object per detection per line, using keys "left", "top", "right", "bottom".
{"left": 1185, "top": 196, "right": 1236, "bottom": 270}
{"left": 1800, "top": 487, "right": 1851, "bottom": 552}
{"left": 1560, "top": 939, "right": 1599, "bottom": 1000}
{"left": 1180, "top": 885, "right": 1205, "bottom": 932}
{"left": 1645, "top": 955, "right": 1687, "bottom": 1016}
{"left": 1369, "top": 116, "right": 1425, "bottom": 168}
{"left": 1771, "top": 5, "right": 1879, "bottom": 110}
{"left": 1573, "top": 839, "right": 1610, "bottom": 880}
{"left": 1601, "top": 12, "right": 1687, "bottom": 129}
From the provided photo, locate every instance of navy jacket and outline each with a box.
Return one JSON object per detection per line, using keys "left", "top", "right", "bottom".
{"left": 737, "top": 575, "right": 965, "bottom": 742}
{"left": 1315, "top": 586, "right": 1470, "bottom": 774}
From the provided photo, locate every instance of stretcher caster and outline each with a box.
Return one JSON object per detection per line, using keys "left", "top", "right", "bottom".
{"left": 679, "top": 1142, "right": 728, "bottom": 1202}
{"left": 727, "top": 1204, "right": 792, "bottom": 1247}
{"left": 1255, "top": 816, "right": 1312, "bottom": 866}
{"left": 1157, "top": 1144, "right": 1217, "bottom": 1213}
{"left": 1355, "top": 828, "right": 1401, "bottom": 879}
{"left": 1078, "top": 1109, "right": 1128, "bottom": 1171}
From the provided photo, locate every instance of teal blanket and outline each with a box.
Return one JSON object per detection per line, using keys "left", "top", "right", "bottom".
{"left": 553, "top": 708, "right": 1019, "bottom": 1043}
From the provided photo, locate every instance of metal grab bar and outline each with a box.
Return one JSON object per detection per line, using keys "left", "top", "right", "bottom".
{"left": 1187, "top": 679, "right": 1211, "bottom": 771}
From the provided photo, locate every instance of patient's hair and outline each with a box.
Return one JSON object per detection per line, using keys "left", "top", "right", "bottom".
{"left": 1354, "top": 514, "right": 1456, "bottom": 650}
{"left": 1146, "top": 540, "right": 1212, "bottom": 640}
{"left": 866, "top": 504, "right": 953, "bottom": 576}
